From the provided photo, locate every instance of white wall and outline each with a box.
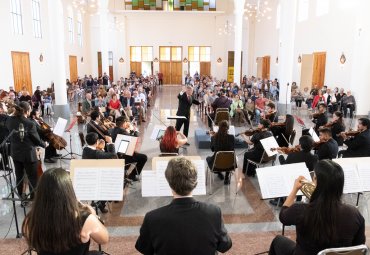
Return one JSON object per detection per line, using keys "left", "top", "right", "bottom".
{"left": 0, "top": 0, "right": 91, "bottom": 92}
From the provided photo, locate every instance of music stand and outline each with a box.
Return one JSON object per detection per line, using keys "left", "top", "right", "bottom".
{"left": 60, "top": 118, "right": 81, "bottom": 160}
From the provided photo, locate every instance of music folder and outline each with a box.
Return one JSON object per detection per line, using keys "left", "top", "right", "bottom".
{"left": 150, "top": 125, "right": 167, "bottom": 140}
{"left": 117, "top": 140, "right": 130, "bottom": 154}
{"left": 114, "top": 134, "right": 138, "bottom": 156}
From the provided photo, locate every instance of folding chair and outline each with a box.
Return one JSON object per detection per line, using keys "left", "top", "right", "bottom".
{"left": 214, "top": 111, "right": 230, "bottom": 126}
{"left": 246, "top": 151, "right": 276, "bottom": 172}
{"left": 318, "top": 245, "right": 369, "bottom": 255}
{"left": 207, "top": 151, "right": 237, "bottom": 194}
{"left": 159, "top": 152, "right": 179, "bottom": 157}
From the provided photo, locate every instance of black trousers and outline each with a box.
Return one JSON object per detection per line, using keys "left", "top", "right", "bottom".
{"left": 243, "top": 150, "right": 262, "bottom": 176}
{"left": 175, "top": 118, "right": 190, "bottom": 137}
{"left": 269, "top": 235, "right": 296, "bottom": 255}
{"left": 13, "top": 160, "right": 38, "bottom": 199}
{"left": 119, "top": 152, "right": 147, "bottom": 179}
{"left": 342, "top": 104, "right": 355, "bottom": 118}
{"left": 44, "top": 145, "right": 57, "bottom": 159}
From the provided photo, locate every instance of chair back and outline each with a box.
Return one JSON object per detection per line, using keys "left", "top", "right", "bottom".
{"left": 159, "top": 153, "right": 179, "bottom": 157}
{"left": 216, "top": 108, "right": 229, "bottom": 113}
{"left": 214, "top": 111, "right": 230, "bottom": 125}
{"left": 318, "top": 245, "right": 369, "bottom": 255}
{"left": 289, "top": 129, "right": 296, "bottom": 145}
{"left": 260, "top": 151, "right": 276, "bottom": 164}
{"left": 212, "top": 151, "right": 236, "bottom": 172}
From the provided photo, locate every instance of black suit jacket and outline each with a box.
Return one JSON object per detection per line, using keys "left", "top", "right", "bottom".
{"left": 176, "top": 92, "right": 200, "bottom": 119}
{"left": 211, "top": 96, "right": 231, "bottom": 112}
{"left": 317, "top": 138, "right": 338, "bottom": 160}
{"left": 0, "top": 114, "right": 9, "bottom": 142}
{"left": 6, "top": 116, "right": 45, "bottom": 162}
{"left": 343, "top": 129, "right": 370, "bottom": 157}
{"left": 120, "top": 96, "right": 134, "bottom": 108}
{"left": 110, "top": 127, "right": 139, "bottom": 143}
{"left": 313, "top": 112, "right": 328, "bottom": 133}
{"left": 135, "top": 197, "right": 232, "bottom": 255}
{"left": 285, "top": 151, "right": 319, "bottom": 171}
{"left": 82, "top": 145, "right": 117, "bottom": 159}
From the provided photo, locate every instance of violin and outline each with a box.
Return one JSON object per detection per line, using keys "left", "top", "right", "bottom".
{"left": 322, "top": 120, "right": 337, "bottom": 128}
{"left": 270, "top": 122, "right": 285, "bottom": 127}
{"left": 310, "top": 112, "right": 323, "bottom": 119}
{"left": 313, "top": 138, "right": 330, "bottom": 149}
{"left": 271, "top": 145, "right": 301, "bottom": 154}
{"left": 236, "top": 128, "right": 262, "bottom": 137}
{"left": 344, "top": 130, "right": 362, "bottom": 137}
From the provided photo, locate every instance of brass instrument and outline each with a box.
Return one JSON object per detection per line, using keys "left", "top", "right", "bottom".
{"left": 300, "top": 181, "right": 316, "bottom": 199}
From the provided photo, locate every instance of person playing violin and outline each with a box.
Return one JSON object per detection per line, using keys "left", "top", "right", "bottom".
{"left": 339, "top": 118, "right": 370, "bottom": 158}
{"left": 87, "top": 110, "right": 111, "bottom": 141}
{"left": 264, "top": 102, "right": 277, "bottom": 123}
{"left": 323, "top": 111, "right": 345, "bottom": 146}
{"left": 312, "top": 103, "right": 328, "bottom": 134}
{"left": 315, "top": 128, "right": 338, "bottom": 160}
{"left": 242, "top": 119, "right": 273, "bottom": 177}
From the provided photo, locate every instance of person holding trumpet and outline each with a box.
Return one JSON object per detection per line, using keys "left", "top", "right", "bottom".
{"left": 269, "top": 160, "right": 365, "bottom": 255}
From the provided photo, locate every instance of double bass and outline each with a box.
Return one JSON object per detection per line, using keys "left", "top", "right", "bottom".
{"left": 37, "top": 118, "right": 67, "bottom": 150}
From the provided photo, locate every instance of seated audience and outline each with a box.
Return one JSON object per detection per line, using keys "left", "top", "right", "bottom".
{"left": 159, "top": 126, "right": 187, "bottom": 154}
{"left": 339, "top": 118, "right": 370, "bottom": 158}
{"left": 108, "top": 94, "right": 122, "bottom": 119}
{"left": 135, "top": 157, "right": 232, "bottom": 255}
{"left": 269, "top": 160, "right": 365, "bottom": 255}
{"left": 229, "top": 94, "right": 246, "bottom": 126}
{"left": 341, "top": 90, "right": 356, "bottom": 118}
{"left": 206, "top": 120, "right": 235, "bottom": 185}
{"left": 207, "top": 89, "right": 231, "bottom": 129}
{"left": 22, "top": 168, "right": 109, "bottom": 254}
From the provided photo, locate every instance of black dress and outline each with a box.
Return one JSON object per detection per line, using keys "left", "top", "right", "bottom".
{"left": 39, "top": 211, "right": 91, "bottom": 255}
{"left": 331, "top": 122, "right": 345, "bottom": 146}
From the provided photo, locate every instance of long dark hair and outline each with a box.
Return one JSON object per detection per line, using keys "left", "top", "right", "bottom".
{"left": 214, "top": 120, "right": 229, "bottom": 146}
{"left": 284, "top": 114, "right": 294, "bottom": 136}
{"left": 333, "top": 111, "right": 344, "bottom": 126}
{"left": 14, "top": 102, "right": 31, "bottom": 117}
{"left": 23, "top": 168, "right": 84, "bottom": 253}
{"left": 303, "top": 160, "right": 344, "bottom": 246}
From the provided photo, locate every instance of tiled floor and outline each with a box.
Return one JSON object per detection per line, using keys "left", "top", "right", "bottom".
{"left": 0, "top": 85, "right": 369, "bottom": 242}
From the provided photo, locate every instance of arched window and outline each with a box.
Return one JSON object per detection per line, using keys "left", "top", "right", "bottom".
{"left": 67, "top": 7, "right": 74, "bottom": 44}
{"left": 77, "top": 11, "right": 83, "bottom": 47}
{"left": 10, "top": 0, "right": 23, "bottom": 35}
{"left": 32, "top": 0, "right": 42, "bottom": 38}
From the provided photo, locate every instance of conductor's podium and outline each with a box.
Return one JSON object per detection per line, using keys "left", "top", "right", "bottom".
{"left": 194, "top": 129, "right": 248, "bottom": 149}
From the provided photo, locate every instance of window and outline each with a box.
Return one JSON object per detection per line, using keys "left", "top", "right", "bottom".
{"left": 188, "top": 46, "right": 211, "bottom": 75}
{"left": 67, "top": 16, "right": 74, "bottom": 44}
{"left": 10, "top": 0, "right": 23, "bottom": 35}
{"left": 77, "top": 21, "right": 82, "bottom": 46}
{"left": 297, "top": 0, "right": 309, "bottom": 22}
{"left": 142, "top": 47, "right": 153, "bottom": 61}
{"left": 200, "top": 47, "right": 211, "bottom": 61}
{"left": 160, "top": 47, "right": 171, "bottom": 61}
{"left": 31, "top": 0, "right": 42, "bottom": 38}
{"left": 109, "top": 51, "right": 113, "bottom": 66}
{"left": 171, "top": 47, "right": 182, "bottom": 61}
{"left": 316, "top": 0, "right": 329, "bottom": 16}
{"left": 130, "top": 47, "right": 142, "bottom": 61}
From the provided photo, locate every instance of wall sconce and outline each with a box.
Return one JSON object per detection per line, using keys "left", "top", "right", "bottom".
{"left": 119, "top": 57, "right": 124, "bottom": 63}
{"left": 183, "top": 58, "right": 188, "bottom": 63}
{"left": 81, "top": 57, "right": 84, "bottom": 63}
{"left": 153, "top": 57, "right": 159, "bottom": 63}
{"left": 298, "top": 55, "right": 302, "bottom": 64}
{"left": 39, "top": 53, "right": 44, "bottom": 62}
{"left": 340, "top": 53, "right": 346, "bottom": 64}
{"left": 217, "top": 57, "right": 222, "bottom": 63}
{"left": 275, "top": 57, "right": 279, "bottom": 64}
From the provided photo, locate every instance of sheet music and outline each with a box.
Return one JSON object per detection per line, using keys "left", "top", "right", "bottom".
{"left": 333, "top": 159, "right": 362, "bottom": 194}
{"left": 260, "top": 136, "right": 279, "bottom": 157}
{"left": 257, "top": 163, "right": 310, "bottom": 199}
{"left": 142, "top": 160, "right": 206, "bottom": 197}
{"left": 150, "top": 125, "right": 167, "bottom": 140}
{"left": 53, "top": 117, "right": 68, "bottom": 136}
{"left": 213, "top": 125, "right": 236, "bottom": 136}
{"left": 73, "top": 167, "right": 124, "bottom": 201}
{"left": 356, "top": 158, "right": 370, "bottom": 192}
{"left": 309, "top": 127, "right": 320, "bottom": 142}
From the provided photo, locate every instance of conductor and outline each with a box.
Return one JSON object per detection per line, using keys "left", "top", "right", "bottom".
{"left": 175, "top": 85, "right": 199, "bottom": 144}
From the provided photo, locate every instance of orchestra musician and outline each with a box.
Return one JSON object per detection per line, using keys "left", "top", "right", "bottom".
{"left": 29, "top": 110, "right": 61, "bottom": 163}
{"left": 110, "top": 116, "right": 148, "bottom": 181}
{"left": 159, "top": 126, "right": 188, "bottom": 154}
{"left": 87, "top": 110, "right": 111, "bottom": 141}
{"left": 82, "top": 132, "right": 117, "bottom": 213}
{"left": 323, "top": 111, "right": 345, "bottom": 146}
{"left": 22, "top": 168, "right": 109, "bottom": 254}
{"left": 6, "top": 102, "right": 45, "bottom": 201}
{"left": 264, "top": 102, "right": 277, "bottom": 123}
{"left": 269, "top": 160, "right": 365, "bottom": 255}
{"left": 206, "top": 120, "right": 235, "bottom": 185}
{"left": 270, "top": 114, "right": 294, "bottom": 147}
{"left": 176, "top": 85, "right": 200, "bottom": 141}
{"left": 242, "top": 119, "right": 273, "bottom": 177}
{"left": 315, "top": 128, "right": 339, "bottom": 160}
{"left": 311, "top": 103, "right": 328, "bottom": 134}
{"left": 207, "top": 89, "right": 231, "bottom": 130}
{"left": 339, "top": 118, "right": 370, "bottom": 158}
{"left": 0, "top": 102, "right": 10, "bottom": 170}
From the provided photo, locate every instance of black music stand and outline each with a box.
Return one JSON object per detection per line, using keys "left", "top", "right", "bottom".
{"left": 1, "top": 130, "right": 32, "bottom": 238}
{"left": 60, "top": 118, "right": 81, "bottom": 160}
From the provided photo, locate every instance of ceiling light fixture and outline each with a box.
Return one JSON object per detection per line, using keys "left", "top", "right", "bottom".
{"left": 244, "top": 0, "right": 272, "bottom": 22}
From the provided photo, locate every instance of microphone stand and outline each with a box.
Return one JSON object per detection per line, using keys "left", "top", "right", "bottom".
{"left": 285, "top": 83, "right": 290, "bottom": 115}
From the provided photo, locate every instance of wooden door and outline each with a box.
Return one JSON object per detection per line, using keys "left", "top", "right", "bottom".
{"left": 312, "top": 52, "right": 326, "bottom": 88}
{"left": 69, "top": 56, "right": 78, "bottom": 82}
{"left": 200, "top": 62, "right": 211, "bottom": 77}
{"left": 130, "top": 62, "right": 142, "bottom": 75}
{"left": 97, "top": 52, "right": 102, "bottom": 77}
{"left": 171, "top": 62, "right": 182, "bottom": 84}
{"left": 256, "top": 57, "right": 263, "bottom": 79}
{"left": 109, "top": 66, "right": 114, "bottom": 82}
{"left": 300, "top": 54, "right": 314, "bottom": 90}
{"left": 262, "top": 56, "right": 270, "bottom": 79}
{"left": 11, "top": 51, "right": 32, "bottom": 94}
{"left": 159, "top": 62, "right": 171, "bottom": 84}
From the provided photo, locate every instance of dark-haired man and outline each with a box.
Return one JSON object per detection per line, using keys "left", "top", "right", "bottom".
{"left": 110, "top": 116, "right": 147, "bottom": 181}
{"left": 312, "top": 103, "right": 328, "bottom": 134}
{"left": 339, "top": 118, "right": 370, "bottom": 158}
{"left": 135, "top": 157, "right": 232, "bottom": 255}
{"left": 207, "top": 88, "right": 231, "bottom": 129}
{"left": 315, "top": 128, "right": 338, "bottom": 160}
{"left": 87, "top": 110, "right": 111, "bottom": 140}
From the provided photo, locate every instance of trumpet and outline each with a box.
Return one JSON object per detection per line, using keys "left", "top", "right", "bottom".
{"left": 300, "top": 181, "right": 316, "bottom": 199}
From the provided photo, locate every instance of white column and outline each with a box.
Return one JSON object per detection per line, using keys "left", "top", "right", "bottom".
{"left": 99, "top": 0, "right": 110, "bottom": 76}
{"left": 349, "top": 0, "right": 370, "bottom": 116}
{"left": 277, "top": 0, "right": 297, "bottom": 108}
{"left": 233, "top": 0, "right": 245, "bottom": 84}
{"left": 47, "top": 0, "right": 68, "bottom": 116}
